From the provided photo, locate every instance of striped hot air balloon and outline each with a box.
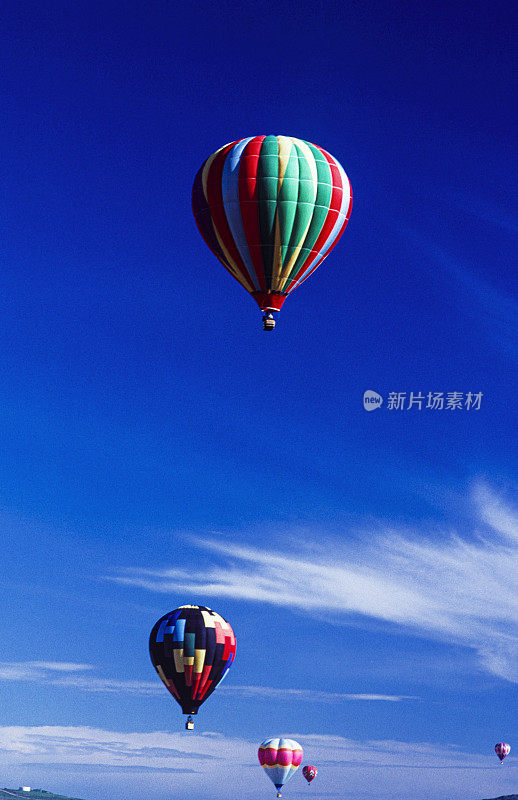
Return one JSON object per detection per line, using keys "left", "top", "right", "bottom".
{"left": 149, "top": 605, "right": 236, "bottom": 729}
{"left": 258, "top": 737, "right": 303, "bottom": 797}
{"left": 192, "top": 135, "right": 352, "bottom": 330}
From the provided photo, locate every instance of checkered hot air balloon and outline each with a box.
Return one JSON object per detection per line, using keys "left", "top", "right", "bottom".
{"left": 192, "top": 135, "right": 352, "bottom": 330}
{"left": 495, "top": 742, "right": 510, "bottom": 763}
{"left": 258, "top": 737, "right": 303, "bottom": 797}
{"left": 149, "top": 605, "right": 236, "bottom": 729}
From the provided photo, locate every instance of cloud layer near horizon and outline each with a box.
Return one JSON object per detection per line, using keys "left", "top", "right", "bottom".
{"left": 0, "top": 724, "right": 490, "bottom": 770}
{"left": 110, "top": 483, "right": 518, "bottom": 683}
{"left": 0, "top": 724, "right": 514, "bottom": 800}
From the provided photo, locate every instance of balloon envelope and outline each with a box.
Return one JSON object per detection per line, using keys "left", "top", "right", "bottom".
{"left": 258, "top": 737, "right": 303, "bottom": 794}
{"left": 495, "top": 742, "right": 510, "bottom": 762}
{"left": 302, "top": 765, "right": 317, "bottom": 783}
{"left": 192, "top": 135, "right": 352, "bottom": 314}
{"left": 149, "top": 605, "right": 236, "bottom": 715}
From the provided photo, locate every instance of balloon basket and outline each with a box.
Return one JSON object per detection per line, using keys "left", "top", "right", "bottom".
{"left": 185, "top": 716, "right": 195, "bottom": 730}
{"left": 262, "top": 313, "right": 276, "bottom": 331}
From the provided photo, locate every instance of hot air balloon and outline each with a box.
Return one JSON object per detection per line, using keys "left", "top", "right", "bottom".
{"left": 495, "top": 742, "right": 510, "bottom": 763}
{"left": 258, "top": 737, "right": 303, "bottom": 797}
{"left": 302, "top": 765, "right": 317, "bottom": 784}
{"left": 149, "top": 605, "right": 236, "bottom": 730}
{"left": 192, "top": 135, "right": 352, "bottom": 330}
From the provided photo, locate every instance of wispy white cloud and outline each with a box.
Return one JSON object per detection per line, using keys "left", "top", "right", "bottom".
{"left": 0, "top": 724, "right": 482, "bottom": 769}
{"left": 0, "top": 662, "right": 93, "bottom": 681}
{"left": 473, "top": 482, "right": 518, "bottom": 539}
{"left": 0, "top": 662, "right": 160, "bottom": 695}
{"left": 0, "top": 725, "right": 248, "bottom": 767}
{"left": 0, "top": 725, "right": 513, "bottom": 800}
{"left": 0, "top": 662, "right": 415, "bottom": 703}
{"left": 220, "top": 685, "right": 418, "bottom": 702}
{"left": 109, "top": 483, "right": 518, "bottom": 682}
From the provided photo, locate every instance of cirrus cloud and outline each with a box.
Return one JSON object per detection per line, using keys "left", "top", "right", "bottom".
{"left": 0, "top": 663, "right": 416, "bottom": 703}
{"left": 108, "top": 483, "right": 518, "bottom": 683}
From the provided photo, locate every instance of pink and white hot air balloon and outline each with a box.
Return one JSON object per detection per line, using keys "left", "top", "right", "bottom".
{"left": 258, "top": 737, "right": 303, "bottom": 797}
{"left": 495, "top": 742, "right": 510, "bottom": 763}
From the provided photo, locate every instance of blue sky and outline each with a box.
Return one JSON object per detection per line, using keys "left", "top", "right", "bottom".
{"left": 0, "top": 1, "right": 516, "bottom": 799}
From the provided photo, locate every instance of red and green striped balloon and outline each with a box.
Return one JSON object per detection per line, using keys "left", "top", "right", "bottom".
{"left": 192, "top": 135, "right": 352, "bottom": 319}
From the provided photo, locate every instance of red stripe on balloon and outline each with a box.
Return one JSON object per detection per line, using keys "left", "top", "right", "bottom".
{"left": 196, "top": 664, "right": 212, "bottom": 699}
{"left": 198, "top": 678, "right": 212, "bottom": 700}
{"left": 222, "top": 634, "right": 232, "bottom": 660}
{"left": 166, "top": 680, "right": 180, "bottom": 700}
{"left": 204, "top": 142, "right": 257, "bottom": 290}
{"left": 296, "top": 208, "right": 351, "bottom": 290}
{"left": 192, "top": 168, "right": 227, "bottom": 264}
{"left": 192, "top": 663, "right": 205, "bottom": 698}
{"left": 238, "top": 136, "right": 267, "bottom": 292}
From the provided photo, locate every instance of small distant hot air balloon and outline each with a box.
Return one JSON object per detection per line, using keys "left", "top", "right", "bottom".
{"left": 495, "top": 742, "right": 510, "bottom": 763}
{"left": 258, "top": 737, "right": 303, "bottom": 797}
{"left": 149, "top": 605, "right": 236, "bottom": 730}
{"left": 192, "top": 135, "right": 352, "bottom": 330}
{"left": 302, "top": 765, "right": 317, "bottom": 784}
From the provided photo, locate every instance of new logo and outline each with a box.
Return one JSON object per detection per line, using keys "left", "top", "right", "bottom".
{"left": 363, "top": 390, "right": 383, "bottom": 411}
